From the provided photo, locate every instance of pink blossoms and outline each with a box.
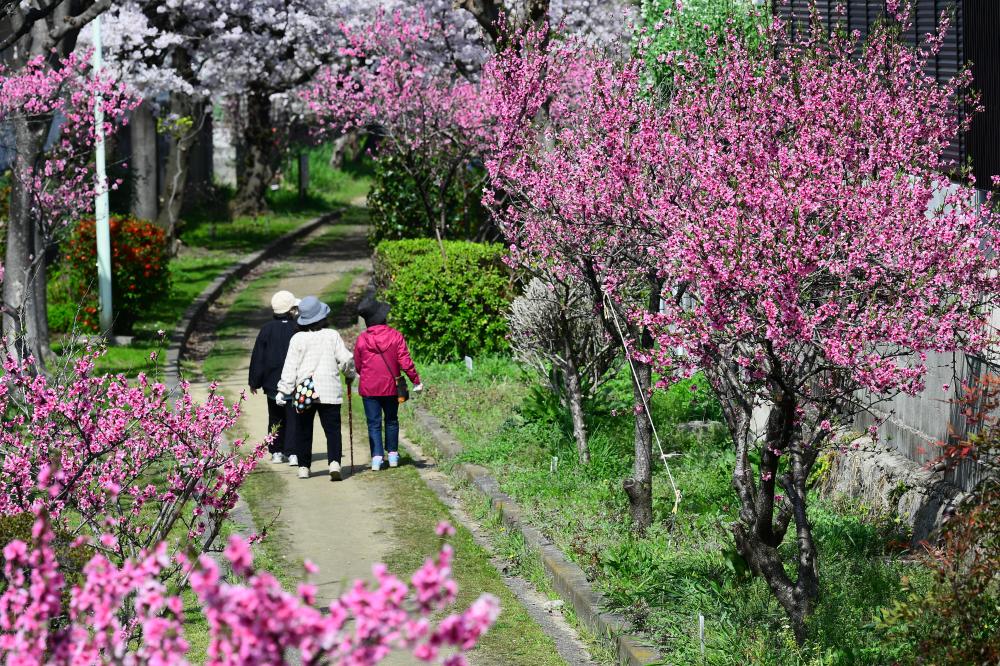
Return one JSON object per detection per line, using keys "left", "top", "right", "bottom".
{"left": 482, "top": 5, "right": 1000, "bottom": 640}
{"left": 0, "top": 508, "right": 499, "bottom": 665}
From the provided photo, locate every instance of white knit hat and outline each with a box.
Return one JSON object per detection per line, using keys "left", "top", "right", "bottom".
{"left": 271, "top": 290, "right": 300, "bottom": 315}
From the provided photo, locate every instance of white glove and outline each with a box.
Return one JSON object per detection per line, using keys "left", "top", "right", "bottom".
{"left": 275, "top": 392, "right": 287, "bottom": 406}
{"left": 413, "top": 383, "right": 424, "bottom": 393}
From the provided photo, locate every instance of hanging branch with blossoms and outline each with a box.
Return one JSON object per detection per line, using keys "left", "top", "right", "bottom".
{"left": 0, "top": 52, "right": 138, "bottom": 362}
{"left": 0, "top": 492, "right": 500, "bottom": 666}
{"left": 0, "top": 52, "right": 137, "bottom": 239}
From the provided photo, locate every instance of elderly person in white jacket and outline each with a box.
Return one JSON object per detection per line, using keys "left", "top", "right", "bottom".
{"left": 276, "top": 295, "right": 357, "bottom": 481}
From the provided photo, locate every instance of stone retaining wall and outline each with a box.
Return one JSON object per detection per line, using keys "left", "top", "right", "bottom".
{"left": 819, "top": 436, "right": 967, "bottom": 543}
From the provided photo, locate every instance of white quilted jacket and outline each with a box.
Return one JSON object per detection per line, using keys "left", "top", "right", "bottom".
{"left": 277, "top": 329, "right": 357, "bottom": 405}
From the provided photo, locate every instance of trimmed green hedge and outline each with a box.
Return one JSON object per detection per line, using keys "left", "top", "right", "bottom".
{"left": 373, "top": 239, "right": 512, "bottom": 360}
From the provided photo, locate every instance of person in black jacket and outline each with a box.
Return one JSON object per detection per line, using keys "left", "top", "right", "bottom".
{"left": 249, "top": 290, "right": 300, "bottom": 464}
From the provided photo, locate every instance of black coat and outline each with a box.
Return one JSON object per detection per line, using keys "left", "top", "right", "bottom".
{"left": 248, "top": 316, "right": 297, "bottom": 398}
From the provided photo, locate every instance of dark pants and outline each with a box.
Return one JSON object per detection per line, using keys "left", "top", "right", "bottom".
{"left": 266, "top": 398, "right": 295, "bottom": 455}
{"left": 289, "top": 403, "right": 342, "bottom": 468}
{"left": 363, "top": 395, "right": 399, "bottom": 459}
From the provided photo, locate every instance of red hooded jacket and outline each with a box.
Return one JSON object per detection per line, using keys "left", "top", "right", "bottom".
{"left": 353, "top": 324, "right": 421, "bottom": 397}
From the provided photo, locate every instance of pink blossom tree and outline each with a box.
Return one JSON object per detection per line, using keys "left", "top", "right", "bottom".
{"left": 482, "top": 38, "right": 668, "bottom": 530}
{"left": 491, "top": 3, "right": 1000, "bottom": 641}
{"left": 0, "top": 345, "right": 500, "bottom": 662}
{"left": 306, "top": 7, "right": 495, "bottom": 249}
{"left": 304, "top": 2, "right": 635, "bottom": 247}
{"left": 641, "top": 13, "right": 1000, "bottom": 639}
{"left": 485, "top": 8, "right": 1000, "bottom": 639}
{"left": 0, "top": 52, "right": 137, "bottom": 366}
{"left": 0, "top": 347, "right": 259, "bottom": 580}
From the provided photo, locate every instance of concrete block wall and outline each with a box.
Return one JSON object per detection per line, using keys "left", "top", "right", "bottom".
{"left": 855, "top": 351, "right": 991, "bottom": 493}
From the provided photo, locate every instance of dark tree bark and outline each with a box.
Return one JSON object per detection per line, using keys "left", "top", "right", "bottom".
{"left": 297, "top": 151, "right": 309, "bottom": 202}
{"left": 583, "top": 266, "right": 660, "bottom": 534}
{"left": 29, "top": 217, "right": 50, "bottom": 359}
{"left": 454, "top": 0, "right": 502, "bottom": 46}
{"left": 456, "top": 0, "right": 552, "bottom": 50}
{"left": 623, "top": 357, "right": 654, "bottom": 532}
{"left": 231, "top": 89, "right": 281, "bottom": 217}
{"left": 130, "top": 101, "right": 158, "bottom": 221}
{"left": 328, "top": 131, "right": 361, "bottom": 169}
{"left": 705, "top": 358, "right": 825, "bottom": 644}
{"left": 562, "top": 337, "right": 590, "bottom": 464}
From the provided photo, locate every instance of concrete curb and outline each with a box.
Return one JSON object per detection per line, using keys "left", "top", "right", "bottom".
{"left": 409, "top": 407, "right": 663, "bottom": 666}
{"left": 165, "top": 213, "right": 335, "bottom": 392}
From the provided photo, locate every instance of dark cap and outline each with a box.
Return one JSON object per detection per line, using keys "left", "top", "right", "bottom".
{"left": 358, "top": 296, "right": 391, "bottom": 328}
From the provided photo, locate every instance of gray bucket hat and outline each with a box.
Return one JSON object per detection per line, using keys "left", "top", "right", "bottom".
{"left": 296, "top": 296, "right": 331, "bottom": 326}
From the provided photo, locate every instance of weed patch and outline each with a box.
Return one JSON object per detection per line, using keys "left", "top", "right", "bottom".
{"left": 400, "top": 357, "right": 933, "bottom": 665}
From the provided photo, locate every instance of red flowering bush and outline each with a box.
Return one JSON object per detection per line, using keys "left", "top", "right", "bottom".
{"left": 63, "top": 215, "right": 170, "bottom": 333}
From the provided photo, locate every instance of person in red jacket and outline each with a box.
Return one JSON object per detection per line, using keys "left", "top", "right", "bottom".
{"left": 354, "top": 297, "right": 421, "bottom": 471}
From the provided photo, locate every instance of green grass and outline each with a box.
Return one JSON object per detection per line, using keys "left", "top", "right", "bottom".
{"left": 282, "top": 143, "right": 375, "bottom": 208}
{"left": 237, "top": 463, "right": 303, "bottom": 592}
{"left": 399, "top": 357, "right": 935, "bottom": 665}
{"left": 199, "top": 264, "right": 292, "bottom": 382}
{"left": 374, "top": 443, "right": 566, "bottom": 666}
{"left": 319, "top": 267, "right": 364, "bottom": 318}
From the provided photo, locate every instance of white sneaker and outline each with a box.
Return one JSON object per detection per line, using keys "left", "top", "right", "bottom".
{"left": 329, "top": 461, "right": 342, "bottom": 481}
{"left": 371, "top": 456, "right": 383, "bottom": 471}
{"left": 297, "top": 467, "right": 309, "bottom": 479}
{"left": 287, "top": 454, "right": 298, "bottom": 466}
{"left": 388, "top": 452, "right": 399, "bottom": 468}
{"left": 270, "top": 452, "right": 285, "bottom": 464}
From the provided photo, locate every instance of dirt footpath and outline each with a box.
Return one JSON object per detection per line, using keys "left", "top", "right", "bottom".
{"left": 186, "top": 218, "right": 595, "bottom": 666}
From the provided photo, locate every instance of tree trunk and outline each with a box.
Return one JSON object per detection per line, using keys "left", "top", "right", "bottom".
{"left": 298, "top": 151, "right": 309, "bottom": 201}
{"left": 3, "top": 114, "right": 51, "bottom": 367}
{"left": 30, "top": 219, "right": 51, "bottom": 360}
{"left": 624, "top": 358, "right": 654, "bottom": 533}
{"left": 130, "top": 101, "right": 158, "bottom": 221}
{"left": 231, "top": 90, "right": 278, "bottom": 217}
{"left": 328, "top": 132, "right": 360, "bottom": 169}
{"left": 717, "top": 375, "right": 820, "bottom": 645}
{"left": 560, "top": 309, "right": 590, "bottom": 464}
{"left": 157, "top": 93, "right": 204, "bottom": 250}
{"left": 564, "top": 359, "right": 590, "bottom": 465}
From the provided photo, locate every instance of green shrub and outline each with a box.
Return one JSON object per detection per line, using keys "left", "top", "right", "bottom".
{"left": 63, "top": 216, "right": 170, "bottom": 334}
{"left": 47, "top": 266, "right": 80, "bottom": 334}
{"left": 367, "top": 153, "right": 488, "bottom": 244}
{"left": 373, "top": 239, "right": 512, "bottom": 360}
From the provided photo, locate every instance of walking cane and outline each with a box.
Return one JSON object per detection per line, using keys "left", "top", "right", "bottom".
{"left": 347, "top": 381, "right": 355, "bottom": 477}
